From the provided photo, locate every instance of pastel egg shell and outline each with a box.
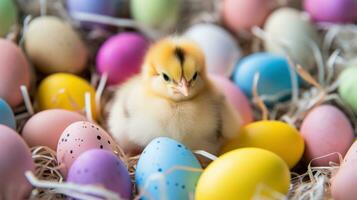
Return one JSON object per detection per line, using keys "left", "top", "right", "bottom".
{"left": 300, "top": 104, "right": 354, "bottom": 166}
{"left": 0, "top": 98, "right": 16, "bottom": 129}
{"left": 0, "top": 125, "right": 35, "bottom": 200}
{"left": 338, "top": 66, "right": 357, "bottom": 114}
{"left": 67, "top": 149, "right": 131, "bottom": 199}
{"left": 0, "top": 0, "right": 18, "bottom": 37}
{"left": 56, "top": 121, "right": 117, "bottom": 176}
{"left": 331, "top": 160, "right": 357, "bottom": 200}
{"left": 135, "top": 137, "right": 202, "bottom": 200}
{"left": 343, "top": 139, "right": 357, "bottom": 164}
{"left": 22, "top": 109, "right": 87, "bottom": 150}
{"left": 232, "top": 52, "right": 300, "bottom": 104}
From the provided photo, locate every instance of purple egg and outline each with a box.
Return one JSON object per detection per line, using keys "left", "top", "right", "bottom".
{"left": 67, "top": 149, "right": 131, "bottom": 199}
{"left": 96, "top": 32, "right": 149, "bottom": 85}
{"left": 304, "top": 0, "right": 357, "bottom": 23}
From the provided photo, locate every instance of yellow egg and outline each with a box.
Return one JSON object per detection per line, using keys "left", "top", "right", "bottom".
{"left": 196, "top": 148, "right": 290, "bottom": 200}
{"left": 37, "top": 73, "right": 96, "bottom": 119}
{"left": 222, "top": 120, "right": 304, "bottom": 168}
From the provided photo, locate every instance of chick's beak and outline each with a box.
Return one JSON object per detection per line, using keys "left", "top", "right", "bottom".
{"left": 176, "top": 78, "right": 189, "bottom": 96}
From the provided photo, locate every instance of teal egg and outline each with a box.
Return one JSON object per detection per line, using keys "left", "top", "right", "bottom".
{"left": 135, "top": 137, "right": 202, "bottom": 200}
{"left": 0, "top": 98, "right": 16, "bottom": 129}
{"left": 338, "top": 66, "right": 357, "bottom": 114}
{"left": 130, "top": 0, "right": 181, "bottom": 29}
{"left": 0, "top": 0, "right": 18, "bottom": 37}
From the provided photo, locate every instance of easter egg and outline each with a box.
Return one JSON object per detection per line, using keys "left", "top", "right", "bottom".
{"left": 96, "top": 32, "right": 149, "bottom": 85}
{"left": 264, "top": 8, "right": 320, "bottom": 69}
{"left": 57, "top": 121, "right": 117, "bottom": 176}
{"left": 343, "top": 140, "right": 357, "bottom": 164}
{"left": 36, "top": 73, "right": 97, "bottom": 119}
{"left": 304, "top": 0, "right": 357, "bottom": 23}
{"left": 338, "top": 66, "right": 357, "bottom": 114}
{"left": 232, "top": 52, "right": 300, "bottom": 104}
{"left": 0, "top": 125, "right": 35, "bottom": 200}
{"left": 0, "top": 39, "right": 31, "bottom": 107}
{"left": 0, "top": 0, "right": 18, "bottom": 37}
{"left": 131, "top": 0, "right": 181, "bottom": 29}
{"left": 25, "top": 16, "right": 88, "bottom": 74}
{"left": 222, "top": 120, "right": 304, "bottom": 168}
{"left": 135, "top": 137, "right": 202, "bottom": 200}
{"left": 300, "top": 105, "right": 354, "bottom": 166}
{"left": 22, "top": 109, "right": 87, "bottom": 150}
{"left": 67, "top": 149, "right": 131, "bottom": 199}
{"left": 209, "top": 75, "right": 253, "bottom": 125}
{"left": 196, "top": 148, "right": 290, "bottom": 200}
{"left": 222, "top": 0, "right": 276, "bottom": 32}
{"left": 184, "top": 23, "right": 241, "bottom": 77}
{"left": 331, "top": 160, "right": 357, "bottom": 200}
{"left": 0, "top": 98, "right": 16, "bottom": 129}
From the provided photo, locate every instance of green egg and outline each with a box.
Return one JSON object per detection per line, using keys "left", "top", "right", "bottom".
{"left": 130, "top": 0, "right": 181, "bottom": 29}
{"left": 0, "top": 0, "right": 18, "bottom": 37}
{"left": 338, "top": 66, "right": 357, "bottom": 113}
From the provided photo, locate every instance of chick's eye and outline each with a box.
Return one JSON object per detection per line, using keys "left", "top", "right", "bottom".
{"left": 162, "top": 73, "right": 170, "bottom": 82}
{"left": 192, "top": 72, "right": 198, "bottom": 81}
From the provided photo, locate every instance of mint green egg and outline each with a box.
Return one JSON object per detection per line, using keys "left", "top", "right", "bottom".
{"left": 0, "top": 0, "right": 18, "bottom": 37}
{"left": 338, "top": 66, "right": 357, "bottom": 113}
{"left": 130, "top": 0, "right": 181, "bottom": 29}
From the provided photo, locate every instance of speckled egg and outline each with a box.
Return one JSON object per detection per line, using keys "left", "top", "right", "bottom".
{"left": 331, "top": 160, "right": 357, "bottom": 200}
{"left": 0, "top": 39, "right": 31, "bottom": 107}
{"left": 0, "top": 0, "right": 18, "bottom": 37}
{"left": 135, "top": 137, "right": 202, "bottom": 200}
{"left": 0, "top": 98, "right": 16, "bottom": 129}
{"left": 300, "top": 105, "right": 354, "bottom": 166}
{"left": 67, "top": 149, "right": 131, "bottom": 199}
{"left": 338, "top": 66, "right": 357, "bottom": 114}
{"left": 22, "top": 109, "right": 87, "bottom": 150}
{"left": 96, "top": 32, "right": 149, "bottom": 85}
{"left": 264, "top": 8, "right": 320, "bottom": 69}
{"left": 56, "top": 121, "right": 117, "bottom": 176}
{"left": 25, "top": 16, "right": 88, "bottom": 74}
{"left": 0, "top": 125, "right": 35, "bottom": 200}
{"left": 184, "top": 23, "right": 241, "bottom": 77}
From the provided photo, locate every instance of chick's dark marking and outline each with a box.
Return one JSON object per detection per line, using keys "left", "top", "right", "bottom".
{"left": 213, "top": 96, "right": 224, "bottom": 140}
{"left": 174, "top": 47, "right": 185, "bottom": 66}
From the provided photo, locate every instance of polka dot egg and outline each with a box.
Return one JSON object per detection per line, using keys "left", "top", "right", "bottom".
{"left": 56, "top": 121, "right": 117, "bottom": 176}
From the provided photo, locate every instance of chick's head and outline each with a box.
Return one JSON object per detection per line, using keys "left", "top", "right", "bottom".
{"left": 142, "top": 37, "right": 207, "bottom": 101}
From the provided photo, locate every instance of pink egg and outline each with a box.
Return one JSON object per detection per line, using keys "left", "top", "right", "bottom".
{"left": 22, "top": 109, "right": 87, "bottom": 151}
{"left": 331, "top": 160, "right": 357, "bottom": 200}
{"left": 0, "top": 39, "right": 31, "bottom": 107}
{"left": 300, "top": 105, "right": 354, "bottom": 166}
{"left": 221, "top": 0, "right": 277, "bottom": 33}
{"left": 96, "top": 32, "right": 150, "bottom": 85}
{"left": 0, "top": 125, "right": 35, "bottom": 200}
{"left": 342, "top": 140, "right": 357, "bottom": 164}
{"left": 56, "top": 121, "right": 117, "bottom": 176}
{"left": 209, "top": 74, "right": 253, "bottom": 125}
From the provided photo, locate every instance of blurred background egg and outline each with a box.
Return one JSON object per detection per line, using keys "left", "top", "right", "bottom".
{"left": 96, "top": 32, "right": 149, "bottom": 85}
{"left": 36, "top": 73, "right": 97, "bottom": 120}
{"left": 57, "top": 121, "right": 117, "bottom": 176}
{"left": 67, "top": 149, "right": 131, "bottom": 199}
{"left": 196, "top": 148, "right": 290, "bottom": 200}
{"left": 300, "top": 105, "right": 354, "bottom": 166}
{"left": 264, "top": 8, "right": 320, "bottom": 69}
{"left": 209, "top": 74, "right": 253, "bottom": 125}
{"left": 25, "top": 16, "right": 88, "bottom": 74}
{"left": 0, "top": 98, "right": 16, "bottom": 129}
{"left": 22, "top": 109, "right": 87, "bottom": 151}
{"left": 304, "top": 0, "right": 357, "bottom": 23}
{"left": 338, "top": 66, "right": 357, "bottom": 114}
{"left": 222, "top": 120, "right": 304, "bottom": 168}
{"left": 221, "top": 0, "right": 277, "bottom": 33}
{"left": 184, "top": 23, "right": 241, "bottom": 77}
{"left": 0, "top": 125, "right": 35, "bottom": 200}
{"left": 135, "top": 137, "right": 202, "bottom": 200}
{"left": 0, "top": 0, "right": 17, "bottom": 37}
{"left": 331, "top": 160, "right": 357, "bottom": 200}
{"left": 232, "top": 52, "right": 300, "bottom": 104}
{"left": 130, "top": 0, "right": 181, "bottom": 29}
{"left": 0, "top": 39, "right": 31, "bottom": 107}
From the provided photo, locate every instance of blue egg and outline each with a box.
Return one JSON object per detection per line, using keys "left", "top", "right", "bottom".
{"left": 0, "top": 98, "right": 16, "bottom": 129}
{"left": 232, "top": 52, "right": 300, "bottom": 103}
{"left": 135, "top": 137, "right": 202, "bottom": 200}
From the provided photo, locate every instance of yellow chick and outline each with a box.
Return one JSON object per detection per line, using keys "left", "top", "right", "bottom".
{"left": 108, "top": 37, "right": 241, "bottom": 155}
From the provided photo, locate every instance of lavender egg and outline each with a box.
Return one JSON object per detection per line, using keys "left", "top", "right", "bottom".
{"left": 67, "top": 149, "right": 131, "bottom": 199}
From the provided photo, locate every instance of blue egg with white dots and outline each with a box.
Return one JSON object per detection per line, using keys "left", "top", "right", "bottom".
{"left": 0, "top": 98, "right": 15, "bottom": 129}
{"left": 135, "top": 137, "right": 202, "bottom": 200}
{"left": 232, "top": 52, "right": 301, "bottom": 104}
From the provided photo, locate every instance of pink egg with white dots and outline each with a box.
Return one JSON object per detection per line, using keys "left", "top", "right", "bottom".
{"left": 56, "top": 121, "right": 118, "bottom": 176}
